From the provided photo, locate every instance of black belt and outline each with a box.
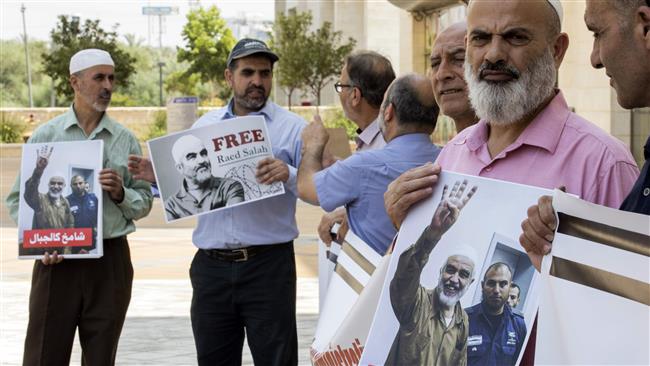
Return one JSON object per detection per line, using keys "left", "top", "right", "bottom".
{"left": 201, "top": 241, "right": 291, "bottom": 262}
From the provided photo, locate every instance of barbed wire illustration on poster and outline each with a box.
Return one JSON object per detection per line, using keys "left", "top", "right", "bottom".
{"left": 224, "top": 162, "right": 284, "bottom": 200}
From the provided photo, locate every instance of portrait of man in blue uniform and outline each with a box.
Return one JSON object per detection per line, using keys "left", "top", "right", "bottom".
{"left": 465, "top": 262, "right": 527, "bottom": 366}
{"left": 66, "top": 173, "right": 99, "bottom": 252}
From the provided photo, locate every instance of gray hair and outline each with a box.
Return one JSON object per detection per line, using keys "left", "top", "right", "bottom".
{"left": 382, "top": 74, "right": 439, "bottom": 128}
{"left": 345, "top": 51, "right": 396, "bottom": 108}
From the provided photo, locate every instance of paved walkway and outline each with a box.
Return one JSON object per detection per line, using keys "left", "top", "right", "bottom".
{"left": 1, "top": 227, "right": 322, "bottom": 365}
{"left": 1, "top": 278, "right": 318, "bottom": 365}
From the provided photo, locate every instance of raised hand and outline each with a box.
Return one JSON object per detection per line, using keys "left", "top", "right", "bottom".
{"left": 35, "top": 145, "right": 54, "bottom": 173}
{"left": 430, "top": 180, "right": 478, "bottom": 235}
{"left": 301, "top": 114, "right": 330, "bottom": 151}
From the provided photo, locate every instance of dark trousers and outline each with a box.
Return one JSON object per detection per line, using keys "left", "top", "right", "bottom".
{"left": 23, "top": 237, "right": 133, "bottom": 366}
{"left": 190, "top": 243, "right": 298, "bottom": 366}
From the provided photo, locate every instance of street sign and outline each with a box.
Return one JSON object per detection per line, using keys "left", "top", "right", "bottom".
{"left": 142, "top": 6, "right": 179, "bottom": 16}
{"left": 172, "top": 97, "right": 199, "bottom": 104}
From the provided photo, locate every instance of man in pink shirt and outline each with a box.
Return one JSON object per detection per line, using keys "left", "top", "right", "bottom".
{"left": 383, "top": 1, "right": 639, "bottom": 364}
{"left": 384, "top": 0, "right": 638, "bottom": 228}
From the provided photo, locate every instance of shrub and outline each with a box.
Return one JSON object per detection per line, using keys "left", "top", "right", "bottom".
{"left": 144, "top": 110, "right": 167, "bottom": 141}
{"left": 323, "top": 107, "right": 357, "bottom": 140}
{"left": 0, "top": 114, "right": 27, "bottom": 143}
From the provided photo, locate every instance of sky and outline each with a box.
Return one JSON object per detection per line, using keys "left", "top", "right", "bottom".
{"left": 1, "top": 0, "right": 275, "bottom": 47}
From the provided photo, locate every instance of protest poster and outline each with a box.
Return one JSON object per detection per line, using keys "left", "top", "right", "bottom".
{"left": 18, "top": 140, "right": 103, "bottom": 259}
{"left": 536, "top": 190, "right": 649, "bottom": 365}
{"left": 147, "top": 115, "right": 284, "bottom": 222}
{"left": 317, "top": 224, "right": 343, "bottom": 311}
{"left": 312, "top": 252, "right": 390, "bottom": 366}
{"left": 360, "top": 171, "right": 550, "bottom": 366}
{"left": 311, "top": 229, "right": 383, "bottom": 364}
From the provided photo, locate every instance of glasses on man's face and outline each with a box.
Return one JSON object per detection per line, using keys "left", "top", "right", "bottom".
{"left": 334, "top": 81, "right": 354, "bottom": 94}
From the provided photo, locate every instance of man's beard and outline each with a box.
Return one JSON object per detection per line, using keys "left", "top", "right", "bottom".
{"left": 436, "top": 277, "right": 469, "bottom": 308}
{"left": 79, "top": 87, "right": 111, "bottom": 112}
{"left": 235, "top": 85, "right": 268, "bottom": 112}
{"left": 464, "top": 48, "right": 556, "bottom": 126}
{"left": 48, "top": 191, "right": 62, "bottom": 199}
{"left": 192, "top": 163, "right": 212, "bottom": 186}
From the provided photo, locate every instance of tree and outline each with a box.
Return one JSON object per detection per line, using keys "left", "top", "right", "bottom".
{"left": 1, "top": 40, "right": 52, "bottom": 107}
{"left": 305, "top": 22, "right": 356, "bottom": 106}
{"left": 268, "top": 8, "right": 312, "bottom": 110}
{"left": 177, "top": 6, "right": 236, "bottom": 99}
{"left": 42, "top": 16, "right": 136, "bottom": 102}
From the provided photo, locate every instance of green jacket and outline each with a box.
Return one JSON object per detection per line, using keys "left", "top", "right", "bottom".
{"left": 385, "top": 227, "right": 468, "bottom": 366}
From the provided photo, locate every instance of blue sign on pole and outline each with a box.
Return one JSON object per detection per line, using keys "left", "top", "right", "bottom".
{"left": 172, "top": 97, "right": 199, "bottom": 104}
{"left": 142, "top": 6, "right": 178, "bottom": 16}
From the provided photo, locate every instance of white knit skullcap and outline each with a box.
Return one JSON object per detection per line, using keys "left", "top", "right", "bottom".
{"left": 467, "top": 0, "right": 563, "bottom": 27}
{"left": 547, "top": 0, "right": 563, "bottom": 25}
{"left": 69, "top": 49, "right": 114, "bottom": 74}
{"left": 172, "top": 135, "right": 204, "bottom": 164}
{"left": 443, "top": 244, "right": 480, "bottom": 278}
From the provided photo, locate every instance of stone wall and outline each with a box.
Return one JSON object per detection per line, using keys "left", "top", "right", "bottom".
{"left": 1, "top": 106, "right": 340, "bottom": 141}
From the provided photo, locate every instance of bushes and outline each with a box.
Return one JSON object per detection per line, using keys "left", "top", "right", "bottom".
{"left": 0, "top": 114, "right": 27, "bottom": 143}
{"left": 323, "top": 108, "right": 357, "bottom": 140}
{"left": 144, "top": 110, "right": 167, "bottom": 141}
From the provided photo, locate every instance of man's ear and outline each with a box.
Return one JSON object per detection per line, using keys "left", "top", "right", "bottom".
{"left": 351, "top": 87, "right": 362, "bottom": 107}
{"left": 224, "top": 68, "right": 234, "bottom": 88}
{"left": 69, "top": 75, "right": 79, "bottom": 93}
{"left": 637, "top": 5, "right": 650, "bottom": 49}
{"left": 175, "top": 162, "right": 183, "bottom": 174}
{"left": 384, "top": 102, "right": 395, "bottom": 124}
{"left": 552, "top": 32, "right": 570, "bottom": 68}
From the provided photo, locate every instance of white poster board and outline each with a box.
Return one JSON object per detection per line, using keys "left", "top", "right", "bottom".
{"left": 148, "top": 115, "right": 284, "bottom": 222}
{"left": 18, "top": 140, "right": 103, "bottom": 259}
{"left": 360, "top": 171, "right": 550, "bottom": 366}
{"left": 536, "top": 190, "right": 649, "bottom": 365}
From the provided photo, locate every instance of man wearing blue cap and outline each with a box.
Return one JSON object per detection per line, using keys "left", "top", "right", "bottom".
{"left": 6, "top": 48, "right": 153, "bottom": 365}
{"left": 129, "top": 38, "right": 306, "bottom": 366}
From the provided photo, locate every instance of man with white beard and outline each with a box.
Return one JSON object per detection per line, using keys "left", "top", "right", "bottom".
{"left": 23, "top": 146, "right": 74, "bottom": 231}
{"left": 386, "top": 181, "right": 477, "bottom": 366}
{"left": 384, "top": 0, "right": 638, "bottom": 229}
{"left": 383, "top": 1, "right": 639, "bottom": 363}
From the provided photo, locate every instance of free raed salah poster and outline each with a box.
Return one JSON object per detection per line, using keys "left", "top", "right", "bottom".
{"left": 147, "top": 115, "right": 284, "bottom": 222}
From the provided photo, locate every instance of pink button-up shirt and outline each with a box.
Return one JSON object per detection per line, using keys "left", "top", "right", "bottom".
{"left": 436, "top": 91, "right": 639, "bottom": 207}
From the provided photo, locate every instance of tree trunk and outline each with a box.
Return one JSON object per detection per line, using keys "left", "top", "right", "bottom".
{"left": 287, "top": 88, "right": 294, "bottom": 111}
{"left": 316, "top": 82, "right": 322, "bottom": 106}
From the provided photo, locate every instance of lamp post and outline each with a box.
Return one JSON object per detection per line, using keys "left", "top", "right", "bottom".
{"left": 157, "top": 62, "right": 166, "bottom": 106}
{"left": 21, "top": 4, "right": 34, "bottom": 108}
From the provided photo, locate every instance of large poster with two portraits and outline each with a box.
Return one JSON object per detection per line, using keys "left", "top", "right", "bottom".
{"left": 147, "top": 115, "right": 284, "bottom": 222}
{"left": 360, "top": 172, "right": 550, "bottom": 366}
{"left": 17, "top": 140, "right": 103, "bottom": 259}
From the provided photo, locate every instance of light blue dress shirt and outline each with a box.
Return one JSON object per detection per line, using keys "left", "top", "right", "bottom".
{"left": 314, "top": 133, "right": 440, "bottom": 254}
{"left": 191, "top": 100, "right": 306, "bottom": 248}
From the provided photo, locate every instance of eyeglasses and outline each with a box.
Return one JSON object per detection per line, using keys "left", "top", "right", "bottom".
{"left": 334, "top": 82, "right": 354, "bottom": 94}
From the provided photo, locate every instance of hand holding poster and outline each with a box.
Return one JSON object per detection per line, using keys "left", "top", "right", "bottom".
{"left": 18, "top": 140, "right": 103, "bottom": 259}
{"left": 147, "top": 115, "right": 284, "bottom": 222}
{"left": 536, "top": 190, "right": 649, "bottom": 365}
{"left": 361, "top": 172, "right": 549, "bottom": 366}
